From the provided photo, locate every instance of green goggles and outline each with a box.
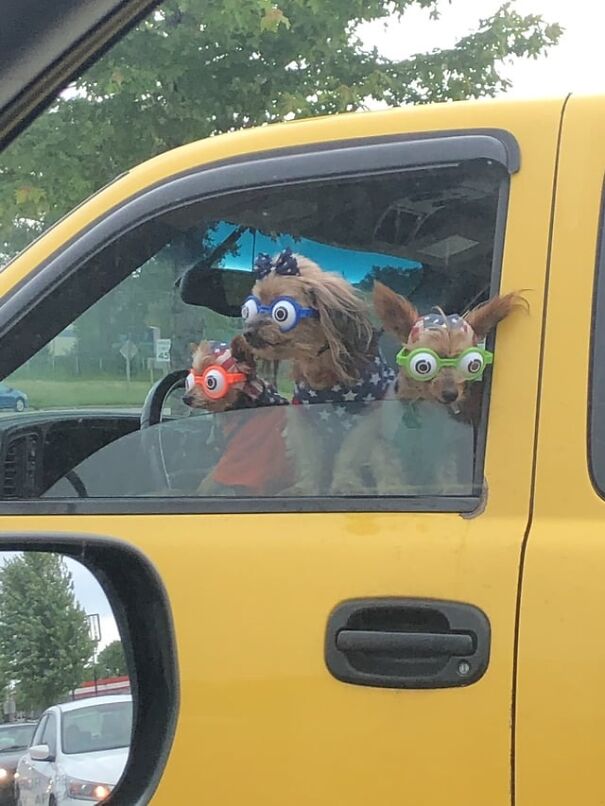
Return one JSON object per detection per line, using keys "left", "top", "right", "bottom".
{"left": 395, "top": 345, "right": 494, "bottom": 382}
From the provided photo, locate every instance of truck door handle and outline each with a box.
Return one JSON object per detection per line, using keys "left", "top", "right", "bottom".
{"left": 325, "top": 598, "right": 490, "bottom": 689}
{"left": 336, "top": 629, "right": 473, "bottom": 656}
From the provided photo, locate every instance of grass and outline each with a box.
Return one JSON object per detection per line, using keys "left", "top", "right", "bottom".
{"left": 9, "top": 379, "right": 150, "bottom": 409}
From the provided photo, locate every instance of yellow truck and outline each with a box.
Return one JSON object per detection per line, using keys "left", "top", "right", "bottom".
{"left": 0, "top": 94, "right": 603, "bottom": 804}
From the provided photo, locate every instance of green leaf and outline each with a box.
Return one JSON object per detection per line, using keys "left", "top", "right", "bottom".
{"left": 260, "top": 5, "right": 290, "bottom": 32}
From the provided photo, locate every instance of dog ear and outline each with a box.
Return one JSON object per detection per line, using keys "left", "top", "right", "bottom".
{"left": 230, "top": 334, "right": 256, "bottom": 369}
{"left": 372, "top": 281, "right": 419, "bottom": 343}
{"left": 307, "top": 275, "right": 374, "bottom": 382}
{"left": 464, "top": 292, "right": 527, "bottom": 339}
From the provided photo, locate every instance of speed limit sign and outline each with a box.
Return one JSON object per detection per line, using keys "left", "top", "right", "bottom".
{"left": 155, "top": 338, "right": 172, "bottom": 362}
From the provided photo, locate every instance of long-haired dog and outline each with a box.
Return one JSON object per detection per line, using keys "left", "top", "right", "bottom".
{"left": 183, "top": 335, "right": 292, "bottom": 495}
{"left": 242, "top": 248, "right": 403, "bottom": 495}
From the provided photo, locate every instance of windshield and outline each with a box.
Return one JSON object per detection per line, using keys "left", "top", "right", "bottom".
{"left": 62, "top": 701, "right": 132, "bottom": 755}
{"left": 0, "top": 723, "right": 35, "bottom": 751}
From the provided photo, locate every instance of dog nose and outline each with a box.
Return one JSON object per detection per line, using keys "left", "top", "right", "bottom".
{"left": 182, "top": 393, "right": 194, "bottom": 407}
{"left": 441, "top": 389, "right": 458, "bottom": 404}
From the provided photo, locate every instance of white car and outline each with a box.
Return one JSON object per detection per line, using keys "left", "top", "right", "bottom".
{"left": 15, "top": 695, "right": 132, "bottom": 805}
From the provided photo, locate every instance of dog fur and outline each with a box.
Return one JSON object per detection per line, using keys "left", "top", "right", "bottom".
{"left": 244, "top": 255, "right": 403, "bottom": 495}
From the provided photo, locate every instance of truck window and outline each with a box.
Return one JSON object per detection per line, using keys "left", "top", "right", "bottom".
{"left": 1, "top": 158, "right": 509, "bottom": 506}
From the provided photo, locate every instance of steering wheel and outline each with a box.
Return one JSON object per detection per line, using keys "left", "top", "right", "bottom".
{"left": 140, "top": 369, "right": 189, "bottom": 429}
{"left": 140, "top": 369, "right": 190, "bottom": 491}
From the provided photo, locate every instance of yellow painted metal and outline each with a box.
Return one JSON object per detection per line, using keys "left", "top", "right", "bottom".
{"left": 515, "top": 94, "right": 605, "bottom": 805}
{"left": 0, "top": 97, "right": 565, "bottom": 804}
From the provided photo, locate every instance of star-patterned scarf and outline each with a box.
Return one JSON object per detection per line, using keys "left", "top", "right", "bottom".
{"left": 291, "top": 352, "right": 395, "bottom": 433}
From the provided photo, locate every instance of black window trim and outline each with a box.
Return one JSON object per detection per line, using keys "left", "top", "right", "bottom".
{"left": 31, "top": 714, "right": 48, "bottom": 747}
{"left": 0, "top": 532, "right": 178, "bottom": 806}
{"left": 0, "top": 129, "right": 518, "bottom": 516}
{"left": 41, "top": 711, "right": 57, "bottom": 754}
{"left": 588, "top": 176, "right": 605, "bottom": 496}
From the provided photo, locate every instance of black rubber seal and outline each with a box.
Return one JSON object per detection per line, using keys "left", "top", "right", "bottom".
{"left": 0, "top": 532, "right": 179, "bottom": 806}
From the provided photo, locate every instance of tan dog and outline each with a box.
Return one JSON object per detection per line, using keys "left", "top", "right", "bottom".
{"left": 243, "top": 249, "right": 403, "bottom": 495}
{"left": 373, "top": 281, "right": 526, "bottom": 417}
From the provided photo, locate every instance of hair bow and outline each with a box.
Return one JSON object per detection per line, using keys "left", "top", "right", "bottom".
{"left": 253, "top": 247, "right": 300, "bottom": 279}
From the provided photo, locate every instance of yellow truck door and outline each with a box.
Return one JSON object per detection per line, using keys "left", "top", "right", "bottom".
{"left": 516, "top": 93, "right": 605, "bottom": 805}
{"left": 0, "top": 98, "right": 563, "bottom": 804}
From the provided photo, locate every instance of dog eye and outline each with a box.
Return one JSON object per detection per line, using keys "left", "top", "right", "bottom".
{"left": 202, "top": 369, "right": 228, "bottom": 399}
{"left": 458, "top": 350, "right": 485, "bottom": 379}
{"left": 271, "top": 299, "right": 298, "bottom": 331}
{"left": 241, "top": 297, "right": 259, "bottom": 322}
{"left": 408, "top": 351, "right": 439, "bottom": 381}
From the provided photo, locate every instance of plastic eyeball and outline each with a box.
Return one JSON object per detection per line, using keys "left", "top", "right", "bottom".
{"left": 241, "top": 297, "right": 259, "bottom": 322}
{"left": 203, "top": 368, "right": 228, "bottom": 398}
{"left": 185, "top": 372, "right": 196, "bottom": 391}
{"left": 458, "top": 350, "right": 485, "bottom": 379}
{"left": 271, "top": 299, "right": 298, "bottom": 331}
{"left": 408, "top": 351, "right": 439, "bottom": 381}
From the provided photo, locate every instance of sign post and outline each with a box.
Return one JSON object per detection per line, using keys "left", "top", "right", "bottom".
{"left": 87, "top": 613, "right": 101, "bottom": 696}
{"left": 119, "top": 339, "right": 138, "bottom": 383}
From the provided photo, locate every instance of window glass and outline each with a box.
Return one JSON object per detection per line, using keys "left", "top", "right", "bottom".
{"left": 62, "top": 701, "right": 133, "bottom": 754}
{"left": 0, "top": 723, "right": 35, "bottom": 751}
{"left": 3, "top": 160, "right": 506, "bottom": 501}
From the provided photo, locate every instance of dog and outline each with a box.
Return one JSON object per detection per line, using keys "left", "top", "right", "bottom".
{"left": 242, "top": 248, "right": 404, "bottom": 495}
{"left": 372, "top": 281, "right": 526, "bottom": 492}
{"left": 372, "top": 281, "right": 526, "bottom": 415}
{"left": 183, "top": 335, "right": 292, "bottom": 495}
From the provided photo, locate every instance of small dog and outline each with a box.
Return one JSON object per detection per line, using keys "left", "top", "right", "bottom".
{"left": 183, "top": 335, "right": 291, "bottom": 495}
{"left": 372, "top": 281, "right": 526, "bottom": 418}
{"left": 372, "top": 281, "right": 526, "bottom": 494}
{"left": 242, "top": 249, "right": 403, "bottom": 495}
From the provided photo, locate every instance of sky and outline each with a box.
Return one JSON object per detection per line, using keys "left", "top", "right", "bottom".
{"left": 360, "top": 0, "right": 605, "bottom": 100}
{"left": 65, "top": 558, "right": 121, "bottom": 651}
{"left": 0, "top": 553, "right": 120, "bottom": 656}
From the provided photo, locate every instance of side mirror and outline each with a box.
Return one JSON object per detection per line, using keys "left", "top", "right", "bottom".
{"left": 29, "top": 744, "right": 53, "bottom": 762}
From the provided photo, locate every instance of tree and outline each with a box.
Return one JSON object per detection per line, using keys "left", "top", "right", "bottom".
{"left": 0, "top": 554, "right": 95, "bottom": 712}
{"left": 0, "top": 1, "right": 561, "bottom": 259}
{"left": 96, "top": 640, "right": 128, "bottom": 678}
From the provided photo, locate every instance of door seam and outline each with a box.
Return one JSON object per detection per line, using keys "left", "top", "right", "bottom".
{"left": 510, "top": 92, "right": 571, "bottom": 806}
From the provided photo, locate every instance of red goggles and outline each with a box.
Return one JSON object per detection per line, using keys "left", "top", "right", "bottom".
{"left": 186, "top": 364, "right": 247, "bottom": 400}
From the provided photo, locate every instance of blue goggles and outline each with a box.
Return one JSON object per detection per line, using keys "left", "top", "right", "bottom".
{"left": 241, "top": 295, "right": 319, "bottom": 332}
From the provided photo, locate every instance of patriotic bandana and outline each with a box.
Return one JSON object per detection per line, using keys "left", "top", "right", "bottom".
{"left": 292, "top": 353, "right": 396, "bottom": 433}
{"left": 187, "top": 341, "right": 288, "bottom": 408}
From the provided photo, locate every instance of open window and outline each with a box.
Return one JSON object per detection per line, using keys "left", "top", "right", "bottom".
{"left": 0, "top": 134, "right": 515, "bottom": 511}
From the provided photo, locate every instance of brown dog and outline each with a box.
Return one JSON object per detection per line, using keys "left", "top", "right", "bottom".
{"left": 242, "top": 249, "right": 403, "bottom": 495}
{"left": 373, "top": 281, "right": 526, "bottom": 417}
{"left": 184, "top": 335, "right": 291, "bottom": 495}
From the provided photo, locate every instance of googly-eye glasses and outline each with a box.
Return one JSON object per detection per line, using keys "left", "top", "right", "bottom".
{"left": 241, "top": 295, "right": 319, "bottom": 332}
{"left": 395, "top": 346, "right": 494, "bottom": 382}
{"left": 186, "top": 365, "right": 247, "bottom": 400}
